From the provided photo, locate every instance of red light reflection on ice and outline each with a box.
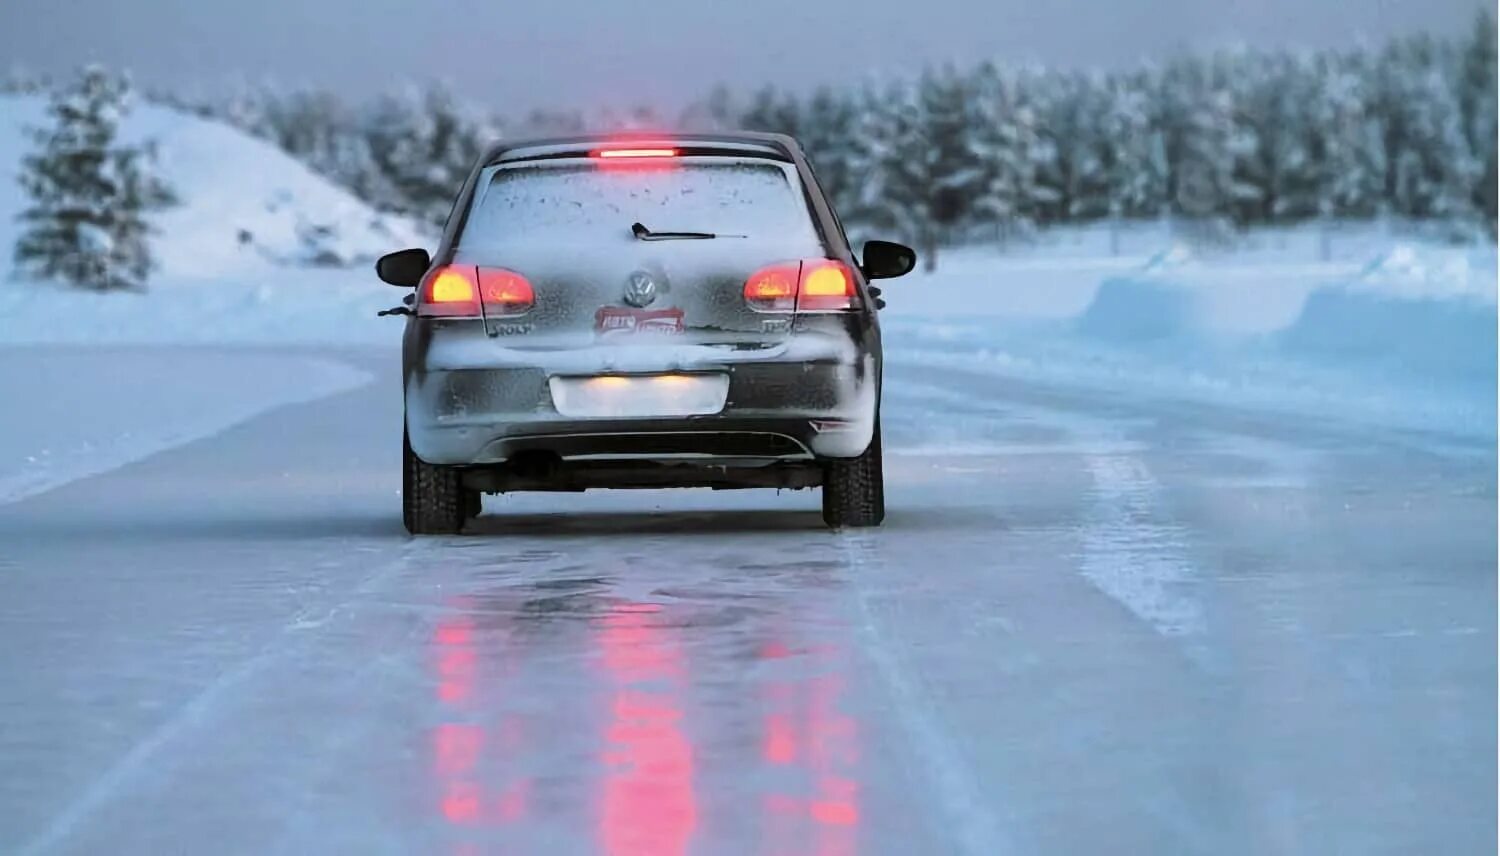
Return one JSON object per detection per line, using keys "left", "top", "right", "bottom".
{"left": 597, "top": 604, "right": 697, "bottom": 856}
{"left": 434, "top": 614, "right": 477, "bottom": 704}
{"left": 758, "top": 634, "right": 862, "bottom": 856}
{"left": 428, "top": 603, "right": 532, "bottom": 838}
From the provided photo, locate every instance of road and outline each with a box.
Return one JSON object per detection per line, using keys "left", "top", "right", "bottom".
{"left": 1, "top": 348, "right": 1494, "bottom": 855}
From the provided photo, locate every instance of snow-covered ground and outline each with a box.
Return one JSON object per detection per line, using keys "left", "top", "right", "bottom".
{"left": 0, "top": 347, "right": 368, "bottom": 505}
{"left": 883, "top": 227, "right": 1497, "bottom": 439}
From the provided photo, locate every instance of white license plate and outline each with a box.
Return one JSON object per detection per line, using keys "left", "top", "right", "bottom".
{"left": 549, "top": 374, "right": 730, "bottom": 418}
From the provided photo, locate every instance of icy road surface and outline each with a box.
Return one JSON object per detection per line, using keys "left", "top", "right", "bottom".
{"left": 0, "top": 348, "right": 1494, "bottom": 855}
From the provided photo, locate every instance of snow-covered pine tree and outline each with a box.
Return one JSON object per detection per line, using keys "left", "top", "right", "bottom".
{"left": 1373, "top": 35, "right": 1480, "bottom": 222}
{"left": 1457, "top": 8, "right": 1497, "bottom": 225}
{"left": 217, "top": 79, "right": 280, "bottom": 143}
{"left": 1099, "top": 69, "right": 1168, "bottom": 221}
{"left": 919, "top": 66, "right": 983, "bottom": 262}
{"left": 365, "top": 84, "right": 497, "bottom": 227}
{"left": 1236, "top": 51, "right": 1315, "bottom": 223}
{"left": 14, "top": 66, "right": 176, "bottom": 292}
{"left": 844, "top": 80, "right": 941, "bottom": 265}
{"left": 1311, "top": 50, "right": 1386, "bottom": 220}
{"left": 739, "top": 86, "right": 803, "bottom": 138}
{"left": 965, "top": 63, "right": 1048, "bottom": 242}
{"left": 796, "top": 87, "right": 861, "bottom": 219}
{"left": 1159, "top": 54, "right": 1259, "bottom": 230}
{"left": 1014, "top": 68, "right": 1066, "bottom": 226}
{"left": 1039, "top": 71, "right": 1111, "bottom": 221}
{"left": 678, "top": 84, "right": 739, "bottom": 132}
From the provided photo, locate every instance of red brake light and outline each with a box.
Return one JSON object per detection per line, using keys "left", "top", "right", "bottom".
{"left": 593, "top": 147, "right": 678, "bottom": 159}
{"left": 796, "top": 259, "right": 856, "bottom": 311}
{"left": 743, "top": 259, "right": 857, "bottom": 313}
{"left": 477, "top": 268, "right": 534, "bottom": 316}
{"left": 743, "top": 263, "right": 800, "bottom": 312}
{"left": 420, "top": 265, "right": 480, "bottom": 317}
{"left": 420, "top": 265, "right": 534, "bottom": 318}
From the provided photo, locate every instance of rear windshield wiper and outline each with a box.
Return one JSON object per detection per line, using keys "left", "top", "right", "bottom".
{"left": 631, "top": 221, "right": 744, "bottom": 241}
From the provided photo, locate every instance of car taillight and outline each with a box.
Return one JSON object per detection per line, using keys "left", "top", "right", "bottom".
{"left": 478, "top": 268, "right": 534, "bottom": 316}
{"left": 743, "top": 259, "right": 857, "bottom": 313}
{"left": 419, "top": 265, "right": 534, "bottom": 318}
{"left": 743, "top": 263, "right": 800, "bottom": 312}
{"left": 420, "top": 266, "right": 479, "bottom": 317}
{"left": 796, "top": 259, "right": 856, "bottom": 311}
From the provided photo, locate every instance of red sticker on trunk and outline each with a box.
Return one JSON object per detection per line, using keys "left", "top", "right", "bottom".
{"left": 594, "top": 307, "right": 685, "bottom": 336}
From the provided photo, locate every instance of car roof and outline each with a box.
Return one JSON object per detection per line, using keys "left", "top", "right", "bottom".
{"left": 481, "top": 131, "right": 803, "bottom": 166}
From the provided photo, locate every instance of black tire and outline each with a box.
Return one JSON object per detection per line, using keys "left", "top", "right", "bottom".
{"left": 821, "top": 422, "right": 885, "bottom": 528}
{"left": 403, "top": 429, "right": 466, "bottom": 535}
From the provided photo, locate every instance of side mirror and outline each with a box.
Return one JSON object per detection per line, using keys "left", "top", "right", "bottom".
{"left": 861, "top": 240, "right": 917, "bottom": 280}
{"left": 376, "top": 248, "right": 431, "bottom": 288}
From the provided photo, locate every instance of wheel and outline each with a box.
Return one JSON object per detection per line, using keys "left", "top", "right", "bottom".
{"left": 464, "top": 489, "right": 482, "bottom": 521}
{"left": 403, "top": 428, "right": 466, "bottom": 535}
{"left": 821, "top": 421, "right": 885, "bottom": 528}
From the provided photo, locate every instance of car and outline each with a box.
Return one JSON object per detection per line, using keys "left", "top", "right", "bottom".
{"left": 375, "top": 132, "right": 916, "bottom": 534}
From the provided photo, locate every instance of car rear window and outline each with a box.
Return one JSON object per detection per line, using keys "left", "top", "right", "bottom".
{"left": 456, "top": 158, "right": 822, "bottom": 253}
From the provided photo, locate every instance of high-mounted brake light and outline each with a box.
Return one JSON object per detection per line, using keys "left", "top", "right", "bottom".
{"left": 419, "top": 265, "right": 534, "bottom": 318}
{"left": 743, "top": 259, "right": 857, "bottom": 313}
{"left": 593, "top": 147, "right": 679, "bottom": 159}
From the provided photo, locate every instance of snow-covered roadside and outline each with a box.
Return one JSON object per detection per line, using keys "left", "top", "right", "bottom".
{"left": 0, "top": 348, "right": 370, "bottom": 504}
{"left": 883, "top": 237, "right": 1497, "bottom": 439}
{"left": 0, "top": 268, "right": 404, "bottom": 346}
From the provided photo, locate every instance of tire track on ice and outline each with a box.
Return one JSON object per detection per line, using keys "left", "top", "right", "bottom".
{"left": 14, "top": 541, "right": 423, "bottom": 856}
{"left": 838, "top": 531, "right": 1012, "bottom": 856}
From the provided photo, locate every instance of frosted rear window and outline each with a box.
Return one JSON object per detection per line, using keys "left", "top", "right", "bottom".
{"left": 457, "top": 159, "right": 822, "bottom": 253}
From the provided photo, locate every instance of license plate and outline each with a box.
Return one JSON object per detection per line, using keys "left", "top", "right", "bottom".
{"left": 594, "top": 306, "right": 685, "bottom": 336}
{"left": 550, "top": 373, "right": 729, "bottom": 418}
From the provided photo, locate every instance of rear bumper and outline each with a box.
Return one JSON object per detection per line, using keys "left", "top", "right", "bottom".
{"left": 406, "top": 354, "right": 877, "bottom": 465}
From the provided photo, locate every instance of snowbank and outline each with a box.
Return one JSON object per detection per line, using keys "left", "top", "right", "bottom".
{"left": 1281, "top": 288, "right": 1496, "bottom": 385}
{"left": 0, "top": 94, "right": 423, "bottom": 277}
{"left": 1070, "top": 241, "right": 1495, "bottom": 374}
{"left": 0, "top": 266, "right": 408, "bottom": 346}
{"left": 886, "top": 235, "right": 1497, "bottom": 438}
{"left": 0, "top": 347, "right": 370, "bottom": 504}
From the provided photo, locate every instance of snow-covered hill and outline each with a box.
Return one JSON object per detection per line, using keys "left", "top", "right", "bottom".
{"left": 0, "top": 93, "right": 428, "bottom": 344}
{"left": 0, "top": 93, "right": 423, "bottom": 279}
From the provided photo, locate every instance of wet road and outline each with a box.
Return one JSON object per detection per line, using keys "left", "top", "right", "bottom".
{"left": 1, "top": 348, "right": 1494, "bottom": 854}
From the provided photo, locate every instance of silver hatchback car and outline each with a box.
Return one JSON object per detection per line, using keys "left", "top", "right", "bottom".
{"left": 375, "top": 133, "right": 915, "bottom": 534}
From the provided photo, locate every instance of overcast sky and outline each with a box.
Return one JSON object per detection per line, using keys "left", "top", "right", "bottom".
{"left": 1, "top": 0, "right": 1483, "bottom": 113}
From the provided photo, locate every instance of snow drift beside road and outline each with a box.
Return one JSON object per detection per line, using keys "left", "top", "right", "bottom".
{"left": 0, "top": 347, "right": 370, "bottom": 504}
{"left": 886, "top": 235, "right": 1497, "bottom": 438}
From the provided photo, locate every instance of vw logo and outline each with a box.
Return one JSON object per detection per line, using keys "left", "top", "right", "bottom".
{"left": 623, "top": 271, "right": 658, "bottom": 308}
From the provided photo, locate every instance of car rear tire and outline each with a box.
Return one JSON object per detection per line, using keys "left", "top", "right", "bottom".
{"left": 821, "top": 422, "right": 885, "bottom": 528}
{"left": 403, "top": 429, "right": 466, "bottom": 535}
